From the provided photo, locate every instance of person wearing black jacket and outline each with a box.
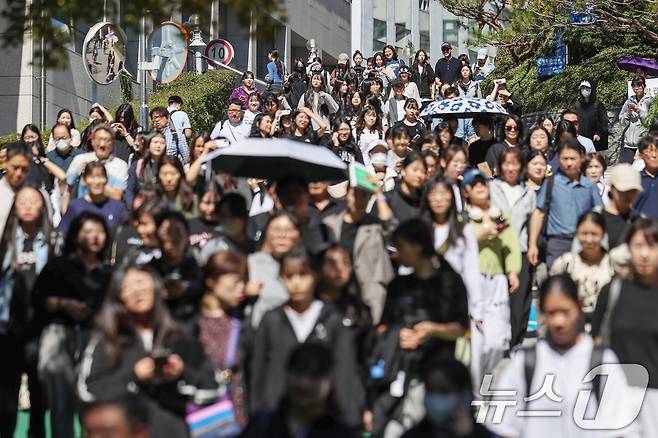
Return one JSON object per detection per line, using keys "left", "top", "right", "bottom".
{"left": 373, "top": 219, "right": 469, "bottom": 437}
{"left": 330, "top": 118, "right": 364, "bottom": 165}
{"left": 148, "top": 210, "right": 203, "bottom": 336}
{"left": 410, "top": 50, "right": 435, "bottom": 101}
{"left": 34, "top": 212, "right": 113, "bottom": 438}
{"left": 242, "top": 343, "right": 358, "bottom": 438}
{"left": 77, "top": 266, "right": 220, "bottom": 438}
{"left": 385, "top": 153, "right": 427, "bottom": 223}
{"left": 570, "top": 79, "right": 609, "bottom": 151}
{"left": 249, "top": 250, "right": 364, "bottom": 430}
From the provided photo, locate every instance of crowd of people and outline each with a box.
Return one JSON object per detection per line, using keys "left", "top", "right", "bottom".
{"left": 0, "top": 41, "right": 657, "bottom": 438}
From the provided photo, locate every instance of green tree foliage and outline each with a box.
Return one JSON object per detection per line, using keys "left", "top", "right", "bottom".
{"left": 1, "top": 0, "right": 285, "bottom": 69}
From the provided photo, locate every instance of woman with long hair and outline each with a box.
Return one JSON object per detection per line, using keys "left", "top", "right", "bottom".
{"left": 34, "top": 211, "right": 112, "bottom": 438}
{"left": 77, "top": 265, "right": 219, "bottom": 437}
{"left": 287, "top": 107, "right": 327, "bottom": 144}
{"left": 383, "top": 44, "right": 404, "bottom": 76}
{"left": 46, "top": 108, "right": 81, "bottom": 151}
{"left": 455, "top": 64, "right": 481, "bottom": 98}
{"left": 21, "top": 123, "right": 66, "bottom": 192}
{"left": 243, "top": 92, "right": 263, "bottom": 129}
{"left": 354, "top": 105, "right": 385, "bottom": 160}
{"left": 267, "top": 49, "right": 286, "bottom": 87}
{"left": 297, "top": 72, "right": 339, "bottom": 135}
{"left": 330, "top": 118, "right": 364, "bottom": 165}
{"left": 184, "top": 131, "right": 218, "bottom": 191}
{"left": 0, "top": 186, "right": 53, "bottom": 438}
{"left": 411, "top": 49, "right": 435, "bottom": 102}
{"left": 339, "top": 90, "right": 365, "bottom": 130}
{"left": 230, "top": 70, "right": 260, "bottom": 110}
{"left": 422, "top": 175, "right": 481, "bottom": 326}
{"left": 157, "top": 155, "right": 198, "bottom": 218}
{"left": 439, "top": 144, "right": 468, "bottom": 210}
{"left": 111, "top": 103, "right": 141, "bottom": 157}
{"left": 126, "top": 132, "right": 166, "bottom": 208}
{"left": 485, "top": 114, "right": 524, "bottom": 175}
{"left": 434, "top": 121, "right": 454, "bottom": 155}
{"left": 489, "top": 147, "right": 537, "bottom": 347}
{"left": 249, "top": 113, "right": 274, "bottom": 139}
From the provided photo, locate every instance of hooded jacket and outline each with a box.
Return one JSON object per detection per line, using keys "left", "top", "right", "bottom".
{"left": 571, "top": 79, "right": 609, "bottom": 150}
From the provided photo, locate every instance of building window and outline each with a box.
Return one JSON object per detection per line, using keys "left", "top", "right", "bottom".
{"left": 372, "top": 0, "right": 387, "bottom": 52}
{"left": 394, "top": 1, "right": 411, "bottom": 55}
{"left": 419, "top": 7, "right": 430, "bottom": 53}
{"left": 443, "top": 20, "right": 459, "bottom": 49}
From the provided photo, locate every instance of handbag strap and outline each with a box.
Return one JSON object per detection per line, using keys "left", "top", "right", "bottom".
{"left": 224, "top": 318, "right": 241, "bottom": 370}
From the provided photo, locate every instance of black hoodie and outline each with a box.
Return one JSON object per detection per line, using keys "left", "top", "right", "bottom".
{"left": 571, "top": 78, "right": 609, "bottom": 150}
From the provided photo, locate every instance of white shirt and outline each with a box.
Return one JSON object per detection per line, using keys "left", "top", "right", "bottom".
{"left": 578, "top": 134, "right": 596, "bottom": 154}
{"left": 211, "top": 119, "right": 248, "bottom": 144}
{"left": 488, "top": 335, "right": 640, "bottom": 438}
{"left": 500, "top": 180, "right": 525, "bottom": 207}
{"left": 284, "top": 300, "right": 324, "bottom": 342}
{"left": 167, "top": 105, "right": 192, "bottom": 134}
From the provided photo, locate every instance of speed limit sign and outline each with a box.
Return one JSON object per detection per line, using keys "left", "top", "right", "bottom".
{"left": 204, "top": 39, "right": 235, "bottom": 66}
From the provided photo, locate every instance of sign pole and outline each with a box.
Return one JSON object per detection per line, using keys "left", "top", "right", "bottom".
{"left": 138, "top": 14, "right": 149, "bottom": 128}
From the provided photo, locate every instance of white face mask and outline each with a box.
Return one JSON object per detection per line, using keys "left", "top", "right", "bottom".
{"left": 55, "top": 138, "right": 71, "bottom": 152}
{"left": 370, "top": 152, "right": 388, "bottom": 167}
{"left": 581, "top": 88, "right": 592, "bottom": 98}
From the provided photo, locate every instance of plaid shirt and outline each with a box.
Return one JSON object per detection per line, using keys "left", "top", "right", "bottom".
{"left": 162, "top": 125, "right": 189, "bottom": 163}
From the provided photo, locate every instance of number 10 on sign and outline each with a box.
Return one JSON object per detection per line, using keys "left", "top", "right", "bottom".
{"left": 204, "top": 39, "right": 235, "bottom": 66}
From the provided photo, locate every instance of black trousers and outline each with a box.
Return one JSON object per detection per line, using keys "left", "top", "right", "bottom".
{"left": 0, "top": 335, "right": 22, "bottom": 438}
{"left": 509, "top": 253, "right": 532, "bottom": 348}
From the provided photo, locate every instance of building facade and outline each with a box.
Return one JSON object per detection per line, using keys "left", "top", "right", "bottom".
{"left": 351, "top": 0, "right": 482, "bottom": 66}
{"left": 0, "top": 0, "right": 350, "bottom": 136}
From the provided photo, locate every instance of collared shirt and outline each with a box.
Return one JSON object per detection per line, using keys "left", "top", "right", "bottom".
{"left": 635, "top": 169, "right": 658, "bottom": 219}
{"left": 434, "top": 57, "right": 462, "bottom": 84}
{"left": 536, "top": 170, "right": 603, "bottom": 237}
{"left": 66, "top": 152, "right": 129, "bottom": 198}
{"left": 162, "top": 125, "right": 189, "bottom": 162}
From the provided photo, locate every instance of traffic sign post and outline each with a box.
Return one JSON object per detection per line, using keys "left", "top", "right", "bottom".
{"left": 205, "top": 39, "right": 235, "bottom": 66}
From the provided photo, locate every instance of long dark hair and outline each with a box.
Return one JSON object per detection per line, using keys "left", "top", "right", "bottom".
{"left": 115, "top": 104, "right": 139, "bottom": 134}
{"left": 95, "top": 265, "right": 179, "bottom": 364}
{"left": 354, "top": 105, "right": 383, "bottom": 137}
{"left": 21, "top": 124, "right": 43, "bottom": 144}
{"left": 421, "top": 175, "right": 466, "bottom": 250}
{"left": 249, "top": 113, "right": 271, "bottom": 138}
{"left": 497, "top": 114, "right": 524, "bottom": 143}
{"left": 317, "top": 244, "right": 372, "bottom": 329}
{"left": 189, "top": 131, "right": 211, "bottom": 162}
{"left": 0, "top": 185, "right": 53, "bottom": 270}
{"left": 412, "top": 49, "right": 429, "bottom": 67}
{"left": 56, "top": 108, "right": 76, "bottom": 129}
{"left": 269, "top": 49, "right": 283, "bottom": 79}
{"left": 304, "top": 73, "right": 331, "bottom": 118}
{"left": 63, "top": 211, "right": 110, "bottom": 257}
{"left": 383, "top": 45, "right": 398, "bottom": 61}
{"left": 137, "top": 132, "right": 166, "bottom": 183}
{"left": 157, "top": 155, "right": 195, "bottom": 212}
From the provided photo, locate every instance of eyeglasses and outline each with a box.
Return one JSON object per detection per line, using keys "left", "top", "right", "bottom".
{"left": 505, "top": 125, "right": 519, "bottom": 132}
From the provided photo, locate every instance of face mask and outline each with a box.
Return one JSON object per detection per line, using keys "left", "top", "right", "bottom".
{"left": 296, "top": 66, "right": 305, "bottom": 73}
{"left": 424, "top": 393, "right": 461, "bottom": 426}
{"left": 370, "top": 152, "right": 388, "bottom": 167}
{"left": 56, "top": 138, "right": 71, "bottom": 152}
{"left": 581, "top": 88, "right": 591, "bottom": 98}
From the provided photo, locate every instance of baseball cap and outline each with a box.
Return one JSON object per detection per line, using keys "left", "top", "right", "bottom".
{"left": 337, "top": 53, "right": 349, "bottom": 65}
{"left": 398, "top": 65, "right": 411, "bottom": 75}
{"left": 441, "top": 42, "right": 452, "bottom": 51}
{"left": 579, "top": 80, "right": 592, "bottom": 89}
{"left": 461, "top": 168, "right": 487, "bottom": 188}
{"left": 477, "top": 48, "right": 487, "bottom": 60}
{"left": 609, "top": 164, "right": 643, "bottom": 192}
{"left": 391, "top": 78, "right": 404, "bottom": 88}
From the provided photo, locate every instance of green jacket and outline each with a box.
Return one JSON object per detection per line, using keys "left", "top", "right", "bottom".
{"left": 470, "top": 211, "right": 522, "bottom": 276}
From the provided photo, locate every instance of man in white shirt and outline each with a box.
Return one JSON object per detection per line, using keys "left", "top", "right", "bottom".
{"left": 167, "top": 95, "right": 192, "bottom": 140}
{"left": 66, "top": 124, "right": 128, "bottom": 200}
{"left": 210, "top": 98, "right": 249, "bottom": 144}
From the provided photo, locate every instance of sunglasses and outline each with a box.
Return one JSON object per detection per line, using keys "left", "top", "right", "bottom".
{"left": 505, "top": 125, "right": 519, "bottom": 132}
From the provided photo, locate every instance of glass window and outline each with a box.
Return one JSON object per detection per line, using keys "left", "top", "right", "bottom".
{"left": 419, "top": 6, "right": 430, "bottom": 53}
{"left": 443, "top": 20, "right": 459, "bottom": 49}
{"left": 372, "top": 0, "right": 387, "bottom": 52}
{"left": 395, "top": 1, "right": 412, "bottom": 54}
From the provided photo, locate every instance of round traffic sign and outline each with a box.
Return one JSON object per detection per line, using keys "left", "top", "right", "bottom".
{"left": 204, "top": 39, "right": 234, "bottom": 66}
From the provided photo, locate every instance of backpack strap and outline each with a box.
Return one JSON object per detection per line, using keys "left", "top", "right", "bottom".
{"left": 540, "top": 174, "right": 555, "bottom": 237}
{"left": 599, "top": 277, "right": 622, "bottom": 347}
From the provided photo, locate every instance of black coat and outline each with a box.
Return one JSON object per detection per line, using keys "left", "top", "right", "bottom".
{"left": 80, "top": 332, "right": 220, "bottom": 437}
{"left": 249, "top": 303, "right": 365, "bottom": 428}
{"left": 240, "top": 405, "right": 358, "bottom": 438}
{"left": 571, "top": 80, "right": 609, "bottom": 150}
{"left": 385, "top": 182, "right": 422, "bottom": 224}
